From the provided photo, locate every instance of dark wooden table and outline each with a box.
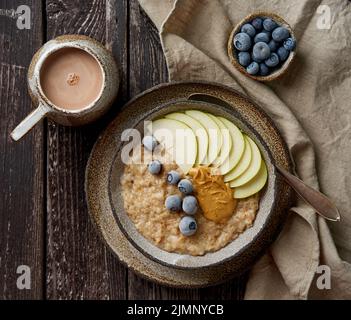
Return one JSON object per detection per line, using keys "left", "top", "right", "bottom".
{"left": 0, "top": 0, "right": 247, "bottom": 300}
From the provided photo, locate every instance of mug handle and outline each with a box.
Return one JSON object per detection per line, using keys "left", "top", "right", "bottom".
{"left": 11, "top": 103, "right": 50, "bottom": 141}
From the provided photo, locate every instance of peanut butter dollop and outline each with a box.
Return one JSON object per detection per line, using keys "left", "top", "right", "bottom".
{"left": 189, "top": 166, "right": 237, "bottom": 223}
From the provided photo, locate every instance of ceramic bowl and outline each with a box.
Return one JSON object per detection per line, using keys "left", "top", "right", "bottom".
{"left": 108, "top": 95, "right": 290, "bottom": 269}
{"left": 85, "top": 82, "right": 294, "bottom": 285}
{"left": 228, "top": 12, "right": 297, "bottom": 82}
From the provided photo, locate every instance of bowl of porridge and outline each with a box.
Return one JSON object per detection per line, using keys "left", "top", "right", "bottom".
{"left": 108, "top": 95, "right": 291, "bottom": 270}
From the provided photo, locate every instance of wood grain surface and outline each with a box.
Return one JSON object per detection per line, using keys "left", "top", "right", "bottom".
{"left": 0, "top": 0, "right": 44, "bottom": 300}
{"left": 0, "top": 0, "right": 247, "bottom": 300}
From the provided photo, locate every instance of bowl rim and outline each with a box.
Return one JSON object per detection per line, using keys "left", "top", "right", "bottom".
{"left": 106, "top": 90, "right": 292, "bottom": 270}
{"left": 85, "top": 81, "right": 295, "bottom": 280}
{"left": 228, "top": 11, "right": 297, "bottom": 82}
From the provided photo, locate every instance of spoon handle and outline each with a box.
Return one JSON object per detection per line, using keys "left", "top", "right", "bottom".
{"left": 276, "top": 165, "right": 340, "bottom": 222}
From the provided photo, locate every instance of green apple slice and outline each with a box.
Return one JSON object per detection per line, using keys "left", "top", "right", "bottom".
{"left": 224, "top": 135, "right": 252, "bottom": 181}
{"left": 208, "top": 114, "right": 232, "bottom": 167}
{"left": 217, "top": 117, "right": 245, "bottom": 175}
{"left": 233, "top": 161, "right": 268, "bottom": 199}
{"left": 149, "top": 118, "right": 197, "bottom": 174}
{"left": 229, "top": 136, "right": 262, "bottom": 188}
{"left": 165, "top": 112, "right": 208, "bottom": 165}
{"left": 185, "top": 110, "right": 222, "bottom": 165}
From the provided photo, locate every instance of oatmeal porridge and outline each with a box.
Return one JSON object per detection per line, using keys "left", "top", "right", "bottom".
{"left": 121, "top": 147, "right": 260, "bottom": 256}
{"left": 120, "top": 110, "right": 267, "bottom": 256}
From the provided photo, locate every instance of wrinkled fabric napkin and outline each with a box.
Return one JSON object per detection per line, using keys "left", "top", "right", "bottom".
{"left": 138, "top": 0, "right": 351, "bottom": 299}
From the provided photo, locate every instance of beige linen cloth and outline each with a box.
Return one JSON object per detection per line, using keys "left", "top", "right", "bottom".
{"left": 138, "top": 0, "right": 351, "bottom": 299}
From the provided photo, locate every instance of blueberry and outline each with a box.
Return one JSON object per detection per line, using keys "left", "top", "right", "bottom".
{"left": 241, "top": 23, "right": 256, "bottom": 37}
{"left": 148, "top": 160, "right": 162, "bottom": 175}
{"left": 179, "top": 216, "right": 197, "bottom": 236}
{"left": 182, "top": 196, "right": 198, "bottom": 215}
{"left": 259, "top": 63, "right": 270, "bottom": 76}
{"left": 251, "top": 52, "right": 263, "bottom": 63}
{"left": 238, "top": 51, "right": 251, "bottom": 67}
{"left": 277, "top": 46, "right": 289, "bottom": 61}
{"left": 233, "top": 32, "right": 252, "bottom": 51}
{"left": 253, "top": 42, "right": 271, "bottom": 61}
{"left": 178, "top": 179, "right": 193, "bottom": 195}
{"left": 254, "top": 32, "right": 270, "bottom": 44}
{"left": 265, "top": 53, "right": 280, "bottom": 67}
{"left": 251, "top": 18, "right": 263, "bottom": 30}
{"left": 283, "top": 37, "right": 296, "bottom": 51}
{"left": 165, "top": 195, "right": 182, "bottom": 212}
{"left": 167, "top": 170, "right": 181, "bottom": 185}
{"left": 268, "top": 39, "right": 278, "bottom": 52}
{"left": 246, "top": 61, "right": 259, "bottom": 75}
{"left": 262, "top": 30, "right": 271, "bottom": 36}
{"left": 263, "top": 18, "right": 278, "bottom": 31}
{"left": 272, "top": 27, "right": 290, "bottom": 42}
{"left": 142, "top": 135, "right": 158, "bottom": 151}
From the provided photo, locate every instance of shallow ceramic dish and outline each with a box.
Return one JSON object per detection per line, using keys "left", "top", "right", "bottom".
{"left": 85, "top": 82, "right": 294, "bottom": 286}
{"left": 228, "top": 12, "right": 297, "bottom": 82}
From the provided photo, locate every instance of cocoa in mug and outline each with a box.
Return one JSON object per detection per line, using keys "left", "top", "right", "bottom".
{"left": 11, "top": 35, "right": 119, "bottom": 141}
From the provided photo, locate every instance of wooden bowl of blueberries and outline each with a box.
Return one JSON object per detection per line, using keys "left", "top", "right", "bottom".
{"left": 228, "top": 12, "right": 297, "bottom": 81}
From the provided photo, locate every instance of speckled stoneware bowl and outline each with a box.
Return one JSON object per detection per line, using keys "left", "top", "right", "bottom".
{"left": 85, "top": 82, "right": 294, "bottom": 287}
{"left": 228, "top": 12, "right": 297, "bottom": 82}
{"left": 109, "top": 99, "right": 276, "bottom": 269}
{"left": 11, "top": 35, "right": 119, "bottom": 141}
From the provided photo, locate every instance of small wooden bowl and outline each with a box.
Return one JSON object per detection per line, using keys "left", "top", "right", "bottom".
{"left": 228, "top": 12, "right": 297, "bottom": 82}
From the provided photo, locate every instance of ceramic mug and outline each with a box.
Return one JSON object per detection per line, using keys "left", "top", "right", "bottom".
{"left": 11, "top": 35, "right": 119, "bottom": 141}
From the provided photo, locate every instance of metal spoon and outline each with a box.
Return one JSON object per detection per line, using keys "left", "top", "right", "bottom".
{"left": 276, "top": 165, "right": 340, "bottom": 222}
{"left": 187, "top": 93, "right": 341, "bottom": 222}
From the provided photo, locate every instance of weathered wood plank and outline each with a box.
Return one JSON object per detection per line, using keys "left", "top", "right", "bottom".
{"left": 198, "top": 274, "right": 248, "bottom": 300}
{"left": 0, "top": 0, "right": 44, "bottom": 299}
{"left": 45, "top": 0, "right": 128, "bottom": 299}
